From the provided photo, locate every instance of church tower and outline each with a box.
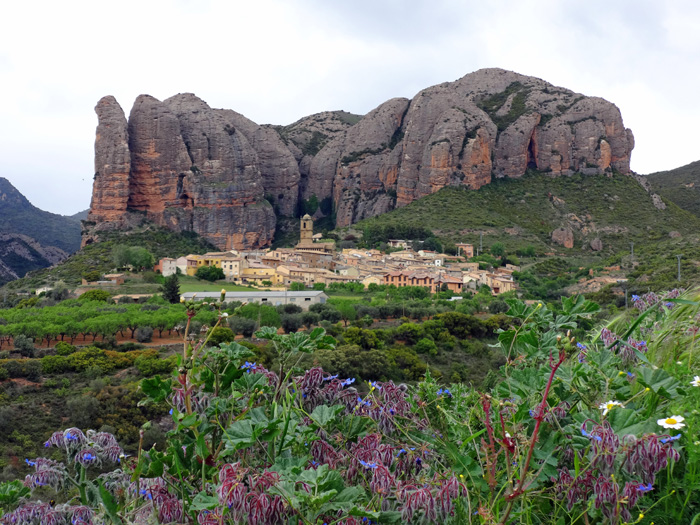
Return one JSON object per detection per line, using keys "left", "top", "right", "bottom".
{"left": 300, "top": 214, "right": 313, "bottom": 244}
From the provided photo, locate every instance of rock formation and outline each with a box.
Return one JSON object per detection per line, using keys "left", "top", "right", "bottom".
{"left": 85, "top": 94, "right": 277, "bottom": 249}
{"left": 85, "top": 68, "right": 636, "bottom": 247}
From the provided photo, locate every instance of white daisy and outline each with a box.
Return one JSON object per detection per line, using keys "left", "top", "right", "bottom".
{"left": 657, "top": 415, "right": 685, "bottom": 429}
{"left": 691, "top": 376, "right": 700, "bottom": 387}
{"left": 599, "top": 400, "right": 624, "bottom": 415}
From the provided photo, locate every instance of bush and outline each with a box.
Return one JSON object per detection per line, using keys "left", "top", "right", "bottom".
{"left": 67, "top": 396, "right": 100, "bottom": 428}
{"left": 414, "top": 338, "right": 438, "bottom": 355}
{"left": 55, "top": 341, "right": 76, "bottom": 356}
{"left": 41, "top": 355, "right": 71, "bottom": 374}
{"left": 277, "top": 304, "right": 303, "bottom": 315}
{"left": 207, "top": 326, "right": 236, "bottom": 346}
{"left": 135, "top": 354, "right": 176, "bottom": 376}
{"left": 82, "top": 270, "right": 101, "bottom": 282}
{"left": 229, "top": 317, "right": 257, "bottom": 337}
{"left": 135, "top": 326, "right": 154, "bottom": 343}
{"left": 0, "top": 366, "right": 8, "bottom": 381}
{"left": 12, "top": 335, "right": 35, "bottom": 358}
{"left": 280, "top": 313, "right": 303, "bottom": 334}
{"left": 80, "top": 289, "right": 111, "bottom": 302}
{"left": 301, "top": 311, "right": 320, "bottom": 329}
{"left": 195, "top": 266, "right": 224, "bottom": 282}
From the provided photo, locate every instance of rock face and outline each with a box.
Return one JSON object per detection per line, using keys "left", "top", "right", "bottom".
{"left": 551, "top": 227, "right": 574, "bottom": 249}
{"left": 85, "top": 94, "right": 277, "bottom": 249}
{"left": 86, "top": 68, "right": 635, "bottom": 245}
{"left": 302, "top": 68, "right": 634, "bottom": 227}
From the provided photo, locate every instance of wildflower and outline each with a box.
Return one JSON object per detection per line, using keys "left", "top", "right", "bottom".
{"left": 240, "top": 361, "right": 257, "bottom": 371}
{"left": 691, "top": 376, "right": 700, "bottom": 387}
{"left": 660, "top": 434, "right": 682, "bottom": 444}
{"left": 220, "top": 312, "right": 229, "bottom": 318}
{"left": 637, "top": 483, "right": 653, "bottom": 493}
{"left": 323, "top": 374, "right": 339, "bottom": 381}
{"left": 599, "top": 400, "right": 624, "bottom": 415}
{"left": 359, "top": 460, "right": 378, "bottom": 469}
{"left": 341, "top": 377, "right": 356, "bottom": 387}
{"left": 437, "top": 388, "right": 452, "bottom": 398}
{"left": 632, "top": 295, "right": 640, "bottom": 302}
{"left": 369, "top": 380, "right": 381, "bottom": 390}
{"left": 658, "top": 415, "right": 685, "bottom": 429}
{"left": 180, "top": 296, "right": 185, "bottom": 303}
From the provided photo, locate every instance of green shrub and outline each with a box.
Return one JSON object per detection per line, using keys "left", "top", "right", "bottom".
{"left": 229, "top": 317, "right": 257, "bottom": 337}
{"left": 134, "top": 354, "right": 176, "bottom": 376}
{"left": 55, "top": 341, "right": 76, "bottom": 356}
{"left": 135, "top": 326, "right": 154, "bottom": 343}
{"left": 207, "top": 326, "right": 236, "bottom": 346}
{"left": 80, "top": 289, "right": 111, "bottom": 302}
{"left": 13, "top": 335, "right": 35, "bottom": 358}
{"left": 41, "top": 355, "right": 71, "bottom": 374}
{"left": 414, "top": 338, "right": 438, "bottom": 355}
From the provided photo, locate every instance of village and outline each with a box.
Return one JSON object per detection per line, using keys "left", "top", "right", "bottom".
{"left": 152, "top": 215, "right": 520, "bottom": 298}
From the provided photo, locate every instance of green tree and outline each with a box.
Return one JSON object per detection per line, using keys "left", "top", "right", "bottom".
{"left": 161, "top": 273, "right": 181, "bottom": 304}
{"left": 289, "top": 282, "right": 306, "bottom": 291}
{"left": 490, "top": 242, "right": 505, "bottom": 257}
{"left": 195, "top": 266, "right": 224, "bottom": 282}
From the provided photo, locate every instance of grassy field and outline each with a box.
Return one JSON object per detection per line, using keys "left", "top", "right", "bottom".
{"left": 177, "top": 275, "right": 254, "bottom": 293}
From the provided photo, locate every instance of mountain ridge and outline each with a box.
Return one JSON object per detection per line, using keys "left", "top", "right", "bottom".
{"left": 84, "top": 68, "right": 635, "bottom": 249}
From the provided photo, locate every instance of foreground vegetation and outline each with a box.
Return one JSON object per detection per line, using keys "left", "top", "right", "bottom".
{"left": 1, "top": 285, "right": 699, "bottom": 523}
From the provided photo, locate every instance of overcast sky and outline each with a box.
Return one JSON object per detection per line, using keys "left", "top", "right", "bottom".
{"left": 1, "top": 0, "right": 698, "bottom": 215}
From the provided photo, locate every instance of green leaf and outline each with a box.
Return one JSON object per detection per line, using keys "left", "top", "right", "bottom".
{"left": 189, "top": 492, "right": 219, "bottom": 512}
{"left": 606, "top": 407, "right": 657, "bottom": 437}
{"left": 222, "top": 420, "right": 256, "bottom": 450}
{"left": 139, "top": 375, "right": 172, "bottom": 404}
{"left": 637, "top": 367, "right": 683, "bottom": 399}
{"left": 0, "top": 480, "right": 30, "bottom": 507}
{"left": 97, "top": 480, "right": 123, "bottom": 524}
{"left": 310, "top": 404, "right": 343, "bottom": 427}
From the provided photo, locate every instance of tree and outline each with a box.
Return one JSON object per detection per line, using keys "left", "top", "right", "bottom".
{"left": 289, "top": 282, "right": 306, "bottom": 291}
{"left": 161, "top": 273, "right": 180, "bottom": 304}
{"left": 82, "top": 270, "right": 101, "bottom": 283}
{"left": 195, "top": 266, "right": 224, "bottom": 282}
{"left": 129, "top": 247, "right": 155, "bottom": 270}
{"left": 490, "top": 242, "right": 505, "bottom": 257}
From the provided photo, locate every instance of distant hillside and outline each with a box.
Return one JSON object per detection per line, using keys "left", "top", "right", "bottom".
{"left": 3, "top": 228, "right": 218, "bottom": 291}
{"left": 70, "top": 209, "right": 90, "bottom": 220}
{"left": 0, "top": 177, "right": 82, "bottom": 253}
{"left": 0, "top": 234, "right": 68, "bottom": 286}
{"left": 646, "top": 160, "right": 700, "bottom": 217}
{"left": 351, "top": 171, "right": 700, "bottom": 255}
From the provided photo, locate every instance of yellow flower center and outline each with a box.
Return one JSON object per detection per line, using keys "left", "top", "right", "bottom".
{"left": 665, "top": 418, "right": 677, "bottom": 425}
{"left": 607, "top": 403, "right": 615, "bottom": 410}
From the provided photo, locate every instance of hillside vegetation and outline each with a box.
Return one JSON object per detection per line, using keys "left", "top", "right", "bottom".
{"left": 2, "top": 229, "right": 217, "bottom": 291}
{"left": 353, "top": 171, "right": 700, "bottom": 255}
{"left": 0, "top": 178, "right": 81, "bottom": 253}
{"left": 646, "top": 159, "right": 700, "bottom": 217}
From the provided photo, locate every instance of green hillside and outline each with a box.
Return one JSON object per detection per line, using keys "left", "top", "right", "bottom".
{"left": 646, "top": 160, "right": 700, "bottom": 217}
{"left": 352, "top": 171, "right": 700, "bottom": 255}
{"left": 0, "top": 177, "right": 82, "bottom": 253}
{"left": 3, "top": 228, "right": 218, "bottom": 291}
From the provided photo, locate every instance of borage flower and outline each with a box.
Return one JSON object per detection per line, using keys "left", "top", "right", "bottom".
{"left": 657, "top": 415, "right": 685, "bottom": 429}
{"left": 691, "top": 376, "right": 700, "bottom": 387}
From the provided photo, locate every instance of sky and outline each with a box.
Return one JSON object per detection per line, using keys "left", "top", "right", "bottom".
{"left": 1, "top": 0, "right": 698, "bottom": 215}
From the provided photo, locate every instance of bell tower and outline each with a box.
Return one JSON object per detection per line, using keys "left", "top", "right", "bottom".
{"left": 300, "top": 214, "right": 313, "bottom": 244}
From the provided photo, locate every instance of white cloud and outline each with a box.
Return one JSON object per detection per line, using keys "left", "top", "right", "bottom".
{"left": 0, "top": 0, "right": 697, "bottom": 214}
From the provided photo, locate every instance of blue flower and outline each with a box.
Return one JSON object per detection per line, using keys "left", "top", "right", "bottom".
{"left": 323, "top": 374, "right": 339, "bottom": 381}
{"left": 359, "top": 460, "right": 377, "bottom": 469}
{"left": 169, "top": 408, "right": 173, "bottom": 415}
{"left": 660, "top": 434, "right": 682, "bottom": 444}
{"left": 24, "top": 459, "right": 36, "bottom": 467}
{"left": 576, "top": 342, "right": 587, "bottom": 350}
{"left": 397, "top": 448, "right": 407, "bottom": 456}
{"left": 240, "top": 361, "right": 257, "bottom": 372}
{"left": 369, "top": 381, "right": 381, "bottom": 390}
{"left": 632, "top": 295, "right": 640, "bottom": 302}
{"left": 437, "top": 388, "right": 452, "bottom": 398}
{"left": 341, "top": 378, "right": 356, "bottom": 387}
{"left": 637, "top": 483, "right": 653, "bottom": 493}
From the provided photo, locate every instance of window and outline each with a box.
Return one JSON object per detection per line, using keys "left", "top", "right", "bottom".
{"left": 305, "top": 298, "right": 311, "bottom": 302}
